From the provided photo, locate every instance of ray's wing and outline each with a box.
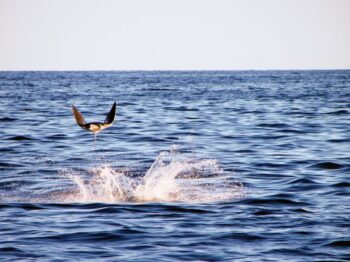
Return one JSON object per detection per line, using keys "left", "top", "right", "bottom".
{"left": 103, "top": 102, "right": 117, "bottom": 125}
{"left": 72, "top": 105, "right": 87, "bottom": 128}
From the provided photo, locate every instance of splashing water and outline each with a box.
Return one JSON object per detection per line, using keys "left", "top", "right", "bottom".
{"left": 60, "top": 147, "right": 244, "bottom": 203}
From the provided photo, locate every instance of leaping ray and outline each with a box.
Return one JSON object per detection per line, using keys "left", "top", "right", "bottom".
{"left": 72, "top": 102, "right": 117, "bottom": 135}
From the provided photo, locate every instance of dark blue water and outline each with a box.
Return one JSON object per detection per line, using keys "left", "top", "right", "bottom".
{"left": 0, "top": 71, "right": 349, "bottom": 261}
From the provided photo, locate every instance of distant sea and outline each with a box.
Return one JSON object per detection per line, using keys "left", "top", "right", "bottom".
{"left": 0, "top": 71, "right": 349, "bottom": 261}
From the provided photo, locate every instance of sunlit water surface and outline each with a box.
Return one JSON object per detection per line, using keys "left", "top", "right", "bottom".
{"left": 0, "top": 71, "right": 349, "bottom": 261}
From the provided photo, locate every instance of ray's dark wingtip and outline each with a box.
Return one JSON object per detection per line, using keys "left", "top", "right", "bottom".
{"left": 71, "top": 104, "right": 79, "bottom": 112}
{"left": 104, "top": 102, "right": 117, "bottom": 125}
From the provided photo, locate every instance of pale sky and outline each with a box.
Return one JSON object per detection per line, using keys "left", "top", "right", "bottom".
{"left": 0, "top": 0, "right": 349, "bottom": 70}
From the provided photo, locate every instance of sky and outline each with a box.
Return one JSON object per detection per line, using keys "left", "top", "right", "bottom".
{"left": 0, "top": 0, "right": 349, "bottom": 70}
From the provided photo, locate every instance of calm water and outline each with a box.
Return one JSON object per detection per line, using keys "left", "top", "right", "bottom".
{"left": 0, "top": 71, "right": 349, "bottom": 261}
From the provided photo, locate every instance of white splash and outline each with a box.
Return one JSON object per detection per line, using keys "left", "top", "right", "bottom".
{"left": 59, "top": 147, "right": 244, "bottom": 204}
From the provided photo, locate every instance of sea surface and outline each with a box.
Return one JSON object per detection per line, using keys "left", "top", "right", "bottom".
{"left": 0, "top": 70, "right": 349, "bottom": 261}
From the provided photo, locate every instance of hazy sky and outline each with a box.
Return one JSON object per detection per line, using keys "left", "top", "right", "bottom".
{"left": 0, "top": 0, "right": 349, "bottom": 70}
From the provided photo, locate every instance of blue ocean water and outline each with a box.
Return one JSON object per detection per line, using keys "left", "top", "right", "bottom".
{"left": 0, "top": 70, "right": 349, "bottom": 261}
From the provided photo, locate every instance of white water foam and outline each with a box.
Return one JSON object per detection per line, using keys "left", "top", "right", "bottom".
{"left": 59, "top": 147, "right": 244, "bottom": 204}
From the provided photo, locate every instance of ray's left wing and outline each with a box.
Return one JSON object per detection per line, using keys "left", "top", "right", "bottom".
{"left": 72, "top": 105, "right": 87, "bottom": 129}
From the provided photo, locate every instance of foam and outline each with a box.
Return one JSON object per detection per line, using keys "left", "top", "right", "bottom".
{"left": 59, "top": 146, "right": 244, "bottom": 204}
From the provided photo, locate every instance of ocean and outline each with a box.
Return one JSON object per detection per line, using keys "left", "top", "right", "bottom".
{"left": 0, "top": 70, "right": 349, "bottom": 261}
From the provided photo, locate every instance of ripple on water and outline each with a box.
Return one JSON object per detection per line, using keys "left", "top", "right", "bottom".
{"left": 286, "top": 178, "right": 323, "bottom": 191}
{"left": 308, "top": 162, "right": 345, "bottom": 170}
{"left": 6, "top": 135, "right": 34, "bottom": 141}
{"left": 324, "top": 109, "right": 349, "bottom": 115}
{"left": 331, "top": 182, "right": 350, "bottom": 188}
{"left": 0, "top": 117, "right": 17, "bottom": 122}
{"left": 324, "top": 240, "right": 350, "bottom": 248}
{"left": 239, "top": 197, "right": 310, "bottom": 207}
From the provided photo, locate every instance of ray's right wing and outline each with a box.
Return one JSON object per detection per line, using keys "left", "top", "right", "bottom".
{"left": 104, "top": 102, "right": 117, "bottom": 125}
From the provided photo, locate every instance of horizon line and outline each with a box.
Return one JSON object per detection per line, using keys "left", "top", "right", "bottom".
{"left": 1, "top": 68, "right": 350, "bottom": 72}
